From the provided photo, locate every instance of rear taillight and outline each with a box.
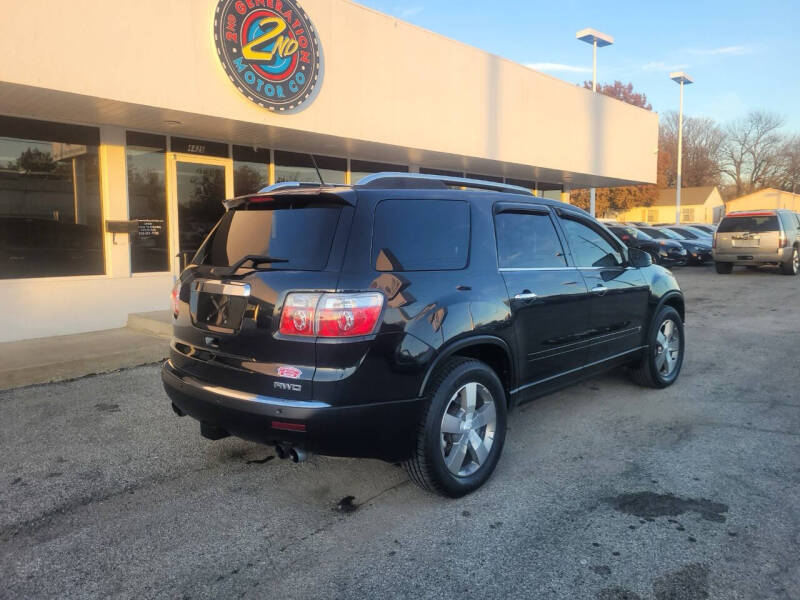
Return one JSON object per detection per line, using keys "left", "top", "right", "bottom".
{"left": 712, "top": 234, "right": 717, "bottom": 249}
{"left": 279, "top": 292, "right": 384, "bottom": 338}
{"left": 779, "top": 231, "right": 787, "bottom": 248}
{"left": 279, "top": 293, "right": 320, "bottom": 336}
{"left": 171, "top": 281, "right": 181, "bottom": 318}
{"left": 316, "top": 293, "right": 384, "bottom": 337}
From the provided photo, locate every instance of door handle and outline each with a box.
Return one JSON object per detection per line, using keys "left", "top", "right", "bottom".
{"left": 591, "top": 285, "right": 608, "bottom": 295}
{"left": 514, "top": 292, "right": 538, "bottom": 301}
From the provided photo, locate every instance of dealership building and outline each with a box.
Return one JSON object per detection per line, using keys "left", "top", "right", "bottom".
{"left": 0, "top": 0, "right": 657, "bottom": 342}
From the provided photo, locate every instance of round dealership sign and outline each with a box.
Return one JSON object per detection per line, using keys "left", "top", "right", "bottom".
{"left": 214, "top": 0, "right": 321, "bottom": 112}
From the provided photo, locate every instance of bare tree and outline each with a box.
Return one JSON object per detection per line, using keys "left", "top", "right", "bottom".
{"left": 659, "top": 112, "right": 725, "bottom": 188}
{"left": 776, "top": 135, "right": 800, "bottom": 194}
{"left": 720, "top": 111, "right": 786, "bottom": 197}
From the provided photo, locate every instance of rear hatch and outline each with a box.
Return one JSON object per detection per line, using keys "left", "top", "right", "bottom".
{"left": 171, "top": 190, "right": 355, "bottom": 400}
{"left": 715, "top": 213, "right": 780, "bottom": 253}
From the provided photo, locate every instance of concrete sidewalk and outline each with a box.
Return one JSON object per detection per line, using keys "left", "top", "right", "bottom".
{"left": 0, "top": 315, "right": 171, "bottom": 391}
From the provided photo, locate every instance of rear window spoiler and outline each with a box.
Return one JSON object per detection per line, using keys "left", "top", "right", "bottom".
{"left": 726, "top": 211, "right": 777, "bottom": 217}
{"left": 223, "top": 186, "right": 355, "bottom": 210}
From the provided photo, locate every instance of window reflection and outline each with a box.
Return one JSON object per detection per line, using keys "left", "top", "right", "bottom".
{"left": 350, "top": 159, "right": 408, "bottom": 185}
{"left": 176, "top": 162, "right": 226, "bottom": 257}
{"left": 127, "top": 132, "right": 168, "bottom": 273}
{"left": 0, "top": 117, "right": 103, "bottom": 279}
{"left": 275, "top": 151, "right": 346, "bottom": 185}
{"left": 233, "top": 146, "right": 269, "bottom": 196}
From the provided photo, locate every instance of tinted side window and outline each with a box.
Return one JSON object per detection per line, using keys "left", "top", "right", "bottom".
{"left": 779, "top": 212, "right": 797, "bottom": 232}
{"left": 562, "top": 218, "right": 624, "bottom": 267}
{"left": 671, "top": 227, "right": 699, "bottom": 239}
{"left": 494, "top": 211, "right": 566, "bottom": 268}
{"left": 372, "top": 199, "right": 469, "bottom": 271}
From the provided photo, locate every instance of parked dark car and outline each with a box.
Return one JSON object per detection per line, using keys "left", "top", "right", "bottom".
{"left": 637, "top": 226, "right": 713, "bottom": 265}
{"left": 608, "top": 225, "right": 687, "bottom": 266}
{"left": 684, "top": 224, "right": 717, "bottom": 235}
{"left": 663, "top": 225, "right": 713, "bottom": 243}
{"left": 162, "top": 174, "right": 686, "bottom": 497}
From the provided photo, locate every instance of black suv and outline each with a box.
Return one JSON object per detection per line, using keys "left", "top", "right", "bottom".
{"left": 163, "top": 174, "right": 686, "bottom": 497}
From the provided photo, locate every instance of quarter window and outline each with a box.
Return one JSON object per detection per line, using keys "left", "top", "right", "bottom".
{"left": 779, "top": 212, "right": 797, "bottom": 232}
{"left": 372, "top": 199, "right": 469, "bottom": 271}
{"left": 494, "top": 211, "right": 566, "bottom": 268}
{"left": 561, "top": 218, "right": 624, "bottom": 268}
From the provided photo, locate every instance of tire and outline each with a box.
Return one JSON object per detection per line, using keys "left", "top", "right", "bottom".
{"left": 780, "top": 247, "right": 799, "bottom": 276}
{"left": 630, "top": 306, "right": 685, "bottom": 389}
{"left": 403, "top": 357, "right": 507, "bottom": 497}
{"left": 715, "top": 262, "right": 733, "bottom": 274}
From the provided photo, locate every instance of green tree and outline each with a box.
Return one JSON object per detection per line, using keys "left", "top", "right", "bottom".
{"left": 8, "top": 147, "right": 57, "bottom": 173}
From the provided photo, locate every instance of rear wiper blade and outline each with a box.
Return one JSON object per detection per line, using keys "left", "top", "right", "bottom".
{"left": 229, "top": 254, "right": 290, "bottom": 271}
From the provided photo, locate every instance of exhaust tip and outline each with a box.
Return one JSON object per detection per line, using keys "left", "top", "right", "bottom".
{"left": 275, "top": 444, "right": 290, "bottom": 460}
{"left": 289, "top": 447, "right": 308, "bottom": 463}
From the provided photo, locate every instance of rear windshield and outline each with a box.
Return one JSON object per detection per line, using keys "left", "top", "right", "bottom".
{"left": 372, "top": 199, "right": 470, "bottom": 271}
{"left": 717, "top": 215, "right": 779, "bottom": 233}
{"left": 195, "top": 202, "right": 342, "bottom": 271}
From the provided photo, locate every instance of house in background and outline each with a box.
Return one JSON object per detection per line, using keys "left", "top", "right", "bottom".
{"left": 615, "top": 186, "right": 725, "bottom": 224}
{"left": 726, "top": 188, "right": 800, "bottom": 212}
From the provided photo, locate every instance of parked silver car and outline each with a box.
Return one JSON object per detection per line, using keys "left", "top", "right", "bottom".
{"left": 713, "top": 210, "right": 800, "bottom": 275}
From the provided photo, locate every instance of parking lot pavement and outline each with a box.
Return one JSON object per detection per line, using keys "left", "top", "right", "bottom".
{"left": 1, "top": 267, "right": 798, "bottom": 599}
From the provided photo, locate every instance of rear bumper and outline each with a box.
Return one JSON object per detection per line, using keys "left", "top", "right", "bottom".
{"left": 686, "top": 249, "right": 713, "bottom": 264}
{"left": 162, "top": 360, "right": 424, "bottom": 462}
{"left": 713, "top": 247, "right": 791, "bottom": 265}
{"left": 661, "top": 253, "right": 687, "bottom": 266}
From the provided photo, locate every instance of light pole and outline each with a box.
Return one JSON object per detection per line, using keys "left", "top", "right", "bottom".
{"left": 670, "top": 71, "right": 693, "bottom": 224}
{"left": 577, "top": 28, "right": 614, "bottom": 217}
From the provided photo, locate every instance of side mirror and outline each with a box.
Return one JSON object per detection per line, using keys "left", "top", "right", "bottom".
{"left": 628, "top": 247, "right": 653, "bottom": 268}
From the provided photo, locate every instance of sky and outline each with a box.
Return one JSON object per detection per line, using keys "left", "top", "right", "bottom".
{"left": 356, "top": 0, "right": 800, "bottom": 130}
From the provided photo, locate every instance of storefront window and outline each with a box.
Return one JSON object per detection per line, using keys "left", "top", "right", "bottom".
{"left": 539, "top": 182, "right": 563, "bottom": 201}
{"left": 233, "top": 145, "right": 269, "bottom": 196}
{"left": 466, "top": 173, "right": 503, "bottom": 183}
{"left": 275, "top": 151, "right": 346, "bottom": 185}
{"left": 506, "top": 178, "right": 536, "bottom": 191}
{"left": 0, "top": 116, "right": 103, "bottom": 279}
{"left": 127, "top": 132, "right": 168, "bottom": 273}
{"left": 420, "top": 167, "right": 464, "bottom": 177}
{"left": 350, "top": 159, "right": 408, "bottom": 184}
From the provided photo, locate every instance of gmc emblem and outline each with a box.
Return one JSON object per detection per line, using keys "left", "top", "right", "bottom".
{"left": 274, "top": 381, "right": 302, "bottom": 392}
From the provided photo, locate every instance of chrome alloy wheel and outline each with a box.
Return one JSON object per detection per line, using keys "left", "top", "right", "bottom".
{"left": 655, "top": 319, "right": 681, "bottom": 377}
{"left": 440, "top": 382, "right": 497, "bottom": 477}
{"left": 793, "top": 248, "right": 799, "bottom": 274}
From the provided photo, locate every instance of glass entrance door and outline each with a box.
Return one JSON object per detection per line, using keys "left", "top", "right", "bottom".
{"left": 167, "top": 154, "right": 233, "bottom": 274}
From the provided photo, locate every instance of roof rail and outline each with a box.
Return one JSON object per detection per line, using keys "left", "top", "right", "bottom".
{"left": 355, "top": 172, "right": 535, "bottom": 196}
{"left": 257, "top": 182, "right": 324, "bottom": 193}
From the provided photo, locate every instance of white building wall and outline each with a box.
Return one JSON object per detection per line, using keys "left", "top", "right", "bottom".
{"left": 0, "top": 0, "right": 658, "bottom": 186}
{"left": 0, "top": 126, "right": 172, "bottom": 342}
